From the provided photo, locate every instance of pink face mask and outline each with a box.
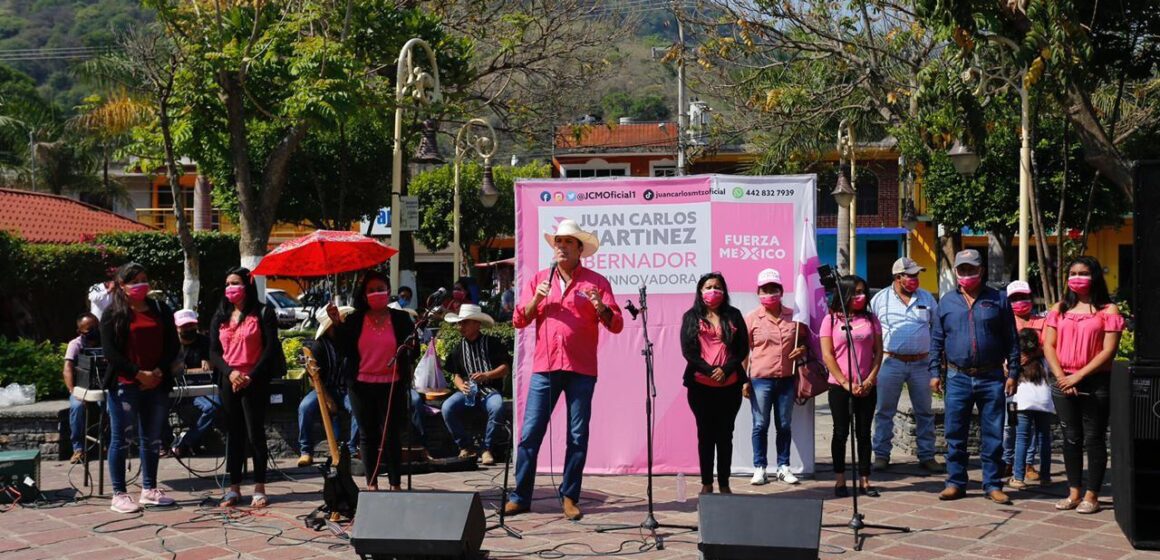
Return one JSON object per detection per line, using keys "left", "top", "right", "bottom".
{"left": 1067, "top": 276, "right": 1092, "bottom": 295}
{"left": 901, "top": 276, "right": 920, "bottom": 293}
{"left": 759, "top": 294, "right": 782, "bottom": 308}
{"left": 851, "top": 294, "right": 868, "bottom": 310}
{"left": 452, "top": 289, "right": 467, "bottom": 301}
{"left": 224, "top": 285, "right": 246, "bottom": 305}
{"left": 367, "top": 291, "right": 391, "bottom": 310}
{"left": 124, "top": 283, "right": 150, "bottom": 302}
{"left": 1011, "top": 300, "right": 1033, "bottom": 316}
{"left": 957, "top": 274, "right": 982, "bottom": 291}
{"left": 701, "top": 289, "right": 724, "bottom": 308}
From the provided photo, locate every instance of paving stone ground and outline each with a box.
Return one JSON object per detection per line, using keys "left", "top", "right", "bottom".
{"left": 2, "top": 402, "right": 1157, "bottom": 559}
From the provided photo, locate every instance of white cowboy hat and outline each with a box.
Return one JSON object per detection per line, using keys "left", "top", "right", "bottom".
{"left": 314, "top": 306, "right": 355, "bottom": 340}
{"left": 443, "top": 303, "right": 495, "bottom": 326}
{"left": 543, "top": 219, "right": 600, "bottom": 258}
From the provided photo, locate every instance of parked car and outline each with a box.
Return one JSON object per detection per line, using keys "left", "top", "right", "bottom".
{"left": 266, "top": 289, "right": 308, "bottom": 329}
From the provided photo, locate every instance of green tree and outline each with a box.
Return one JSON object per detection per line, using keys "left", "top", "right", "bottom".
{"left": 410, "top": 161, "right": 550, "bottom": 265}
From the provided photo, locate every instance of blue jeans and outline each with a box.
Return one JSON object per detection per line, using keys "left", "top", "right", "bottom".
{"left": 749, "top": 377, "right": 795, "bottom": 468}
{"left": 1003, "top": 405, "right": 1039, "bottom": 467}
{"left": 873, "top": 358, "right": 936, "bottom": 461}
{"left": 69, "top": 395, "right": 86, "bottom": 453}
{"left": 297, "top": 390, "right": 358, "bottom": 455}
{"left": 443, "top": 389, "right": 505, "bottom": 451}
{"left": 1014, "top": 410, "right": 1052, "bottom": 481}
{"left": 177, "top": 395, "right": 221, "bottom": 450}
{"left": 513, "top": 371, "right": 596, "bottom": 506}
{"left": 944, "top": 369, "right": 1006, "bottom": 492}
{"left": 107, "top": 384, "right": 169, "bottom": 493}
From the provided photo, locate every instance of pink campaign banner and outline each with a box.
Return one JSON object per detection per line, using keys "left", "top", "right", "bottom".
{"left": 513, "top": 175, "right": 821, "bottom": 475}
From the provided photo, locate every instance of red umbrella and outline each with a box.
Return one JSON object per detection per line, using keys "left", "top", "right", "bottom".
{"left": 252, "top": 230, "right": 397, "bottom": 277}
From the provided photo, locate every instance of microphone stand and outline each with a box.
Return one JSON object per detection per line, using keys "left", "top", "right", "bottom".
{"left": 597, "top": 286, "right": 696, "bottom": 549}
{"left": 819, "top": 268, "right": 909, "bottom": 551}
{"left": 485, "top": 421, "right": 522, "bottom": 539}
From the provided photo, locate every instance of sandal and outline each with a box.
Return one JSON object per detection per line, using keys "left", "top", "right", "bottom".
{"left": 1055, "top": 497, "right": 1081, "bottom": 511}
{"left": 1076, "top": 500, "right": 1101, "bottom": 514}
{"left": 251, "top": 493, "right": 269, "bottom": 508}
{"left": 220, "top": 490, "right": 241, "bottom": 508}
{"left": 859, "top": 485, "right": 881, "bottom": 498}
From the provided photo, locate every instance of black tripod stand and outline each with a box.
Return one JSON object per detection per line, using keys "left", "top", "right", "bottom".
{"left": 485, "top": 421, "right": 522, "bottom": 539}
{"left": 817, "top": 266, "right": 909, "bottom": 551}
{"left": 596, "top": 286, "right": 697, "bottom": 549}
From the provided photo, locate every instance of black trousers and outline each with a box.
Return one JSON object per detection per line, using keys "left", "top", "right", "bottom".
{"left": 220, "top": 382, "right": 269, "bottom": 485}
{"left": 828, "top": 383, "right": 877, "bottom": 477}
{"left": 687, "top": 382, "right": 743, "bottom": 487}
{"left": 350, "top": 381, "right": 407, "bottom": 488}
{"left": 1052, "top": 373, "right": 1110, "bottom": 491}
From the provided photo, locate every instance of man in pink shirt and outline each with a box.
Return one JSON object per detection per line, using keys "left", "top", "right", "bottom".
{"left": 507, "top": 219, "right": 623, "bottom": 521}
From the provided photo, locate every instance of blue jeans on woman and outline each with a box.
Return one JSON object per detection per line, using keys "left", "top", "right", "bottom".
{"left": 297, "top": 390, "right": 358, "bottom": 455}
{"left": 749, "top": 377, "right": 795, "bottom": 468}
{"left": 512, "top": 371, "right": 596, "bottom": 506}
{"left": 442, "top": 389, "right": 505, "bottom": 451}
{"left": 107, "top": 384, "right": 170, "bottom": 493}
{"left": 1014, "top": 410, "right": 1052, "bottom": 481}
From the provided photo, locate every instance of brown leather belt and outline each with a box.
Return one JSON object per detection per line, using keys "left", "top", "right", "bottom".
{"left": 885, "top": 352, "right": 928, "bottom": 363}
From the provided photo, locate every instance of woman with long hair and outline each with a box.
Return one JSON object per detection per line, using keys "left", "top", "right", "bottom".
{"left": 1044, "top": 256, "right": 1123, "bottom": 514}
{"left": 98, "top": 262, "right": 178, "bottom": 513}
{"left": 209, "top": 267, "right": 282, "bottom": 508}
{"left": 820, "top": 275, "right": 883, "bottom": 498}
{"left": 327, "top": 270, "right": 418, "bottom": 491}
{"left": 680, "top": 272, "right": 749, "bottom": 495}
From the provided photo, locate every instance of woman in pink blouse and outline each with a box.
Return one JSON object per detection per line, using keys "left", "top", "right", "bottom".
{"left": 820, "top": 275, "right": 883, "bottom": 498}
{"left": 209, "top": 267, "right": 282, "bottom": 508}
{"left": 1044, "top": 256, "right": 1123, "bottom": 514}
{"left": 326, "top": 270, "right": 417, "bottom": 491}
{"left": 680, "top": 272, "right": 750, "bottom": 495}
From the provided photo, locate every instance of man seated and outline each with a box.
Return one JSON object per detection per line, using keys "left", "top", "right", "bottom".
{"left": 298, "top": 307, "right": 360, "bottom": 466}
{"left": 440, "top": 304, "right": 511, "bottom": 465}
{"left": 171, "top": 309, "right": 221, "bottom": 458}
{"left": 63, "top": 313, "right": 101, "bottom": 463}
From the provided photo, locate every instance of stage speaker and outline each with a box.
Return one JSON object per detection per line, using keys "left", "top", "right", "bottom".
{"left": 1133, "top": 160, "right": 1160, "bottom": 364}
{"left": 698, "top": 494, "right": 822, "bottom": 560}
{"left": 1111, "top": 362, "right": 1160, "bottom": 550}
{"left": 350, "top": 491, "right": 485, "bottom": 560}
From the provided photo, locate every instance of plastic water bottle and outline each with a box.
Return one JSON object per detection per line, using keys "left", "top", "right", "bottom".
{"left": 676, "top": 473, "right": 687, "bottom": 503}
{"left": 465, "top": 381, "right": 479, "bottom": 407}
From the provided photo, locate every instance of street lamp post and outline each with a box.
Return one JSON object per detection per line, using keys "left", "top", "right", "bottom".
{"left": 835, "top": 120, "right": 857, "bottom": 275}
{"left": 453, "top": 118, "right": 500, "bottom": 278}
{"left": 388, "top": 38, "right": 442, "bottom": 293}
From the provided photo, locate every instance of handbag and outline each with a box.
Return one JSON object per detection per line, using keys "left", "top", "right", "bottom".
{"left": 794, "top": 348, "right": 829, "bottom": 404}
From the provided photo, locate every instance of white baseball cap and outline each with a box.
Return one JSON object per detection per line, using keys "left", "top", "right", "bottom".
{"left": 756, "top": 268, "right": 782, "bottom": 288}
{"left": 1006, "top": 280, "right": 1032, "bottom": 297}
{"left": 174, "top": 309, "right": 198, "bottom": 328}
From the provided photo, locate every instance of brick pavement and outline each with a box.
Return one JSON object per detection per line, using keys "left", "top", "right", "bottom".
{"left": 2, "top": 403, "right": 1157, "bottom": 559}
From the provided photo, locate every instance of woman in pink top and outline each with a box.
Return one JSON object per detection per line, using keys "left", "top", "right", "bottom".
{"left": 681, "top": 273, "right": 750, "bottom": 495}
{"left": 820, "top": 275, "right": 882, "bottom": 498}
{"left": 327, "top": 270, "right": 417, "bottom": 491}
{"left": 209, "top": 267, "right": 282, "bottom": 508}
{"left": 1044, "top": 256, "right": 1123, "bottom": 514}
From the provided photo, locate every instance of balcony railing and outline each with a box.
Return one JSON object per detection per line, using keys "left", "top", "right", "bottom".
{"left": 136, "top": 208, "right": 223, "bottom": 232}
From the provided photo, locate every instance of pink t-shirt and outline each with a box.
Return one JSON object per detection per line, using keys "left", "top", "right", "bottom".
{"left": 1045, "top": 306, "right": 1124, "bottom": 374}
{"left": 694, "top": 320, "right": 736, "bottom": 387}
{"left": 357, "top": 316, "right": 399, "bottom": 383}
{"left": 819, "top": 313, "right": 880, "bottom": 385}
{"left": 219, "top": 314, "right": 263, "bottom": 375}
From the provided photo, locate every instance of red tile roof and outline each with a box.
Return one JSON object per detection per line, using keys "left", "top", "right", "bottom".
{"left": 555, "top": 122, "right": 677, "bottom": 153}
{"left": 0, "top": 188, "right": 154, "bottom": 244}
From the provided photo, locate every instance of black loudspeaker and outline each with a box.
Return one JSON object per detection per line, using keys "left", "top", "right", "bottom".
{"left": 1133, "top": 161, "right": 1160, "bottom": 364}
{"left": 350, "top": 491, "right": 485, "bottom": 559}
{"left": 1111, "top": 362, "right": 1160, "bottom": 550}
{"left": 699, "top": 494, "right": 822, "bottom": 560}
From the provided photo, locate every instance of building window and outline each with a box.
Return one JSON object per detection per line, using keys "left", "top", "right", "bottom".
{"left": 652, "top": 165, "right": 677, "bottom": 177}
{"left": 855, "top": 172, "right": 879, "bottom": 216}
{"left": 564, "top": 167, "right": 628, "bottom": 178}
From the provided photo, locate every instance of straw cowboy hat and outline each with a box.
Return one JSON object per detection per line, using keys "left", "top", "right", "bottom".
{"left": 314, "top": 306, "right": 355, "bottom": 340}
{"left": 443, "top": 303, "right": 495, "bottom": 326}
{"left": 543, "top": 219, "right": 600, "bottom": 258}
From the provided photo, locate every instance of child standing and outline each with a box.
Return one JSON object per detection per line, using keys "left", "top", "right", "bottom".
{"left": 1009, "top": 328, "right": 1054, "bottom": 490}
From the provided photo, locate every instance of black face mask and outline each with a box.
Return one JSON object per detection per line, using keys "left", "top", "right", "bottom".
{"left": 82, "top": 330, "right": 101, "bottom": 347}
{"left": 179, "top": 331, "right": 198, "bottom": 343}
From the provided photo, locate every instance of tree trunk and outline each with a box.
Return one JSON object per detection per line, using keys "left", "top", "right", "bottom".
{"left": 1028, "top": 150, "right": 1055, "bottom": 303}
{"left": 221, "top": 72, "right": 264, "bottom": 262}
{"left": 987, "top": 229, "right": 1012, "bottom": 284}
{"left": 937, "top": 227, "right": 961, "bottom": 297}
{"left": 159, "top": 102, "right": 200, "bottom": 311}
{"left": 1062, "top": 83, "right": 1134, "bottom": 202}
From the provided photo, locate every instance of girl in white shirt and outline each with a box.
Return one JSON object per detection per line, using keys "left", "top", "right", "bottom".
{"left": 1009, "top": 329, "right": 1055, "bottom": 489}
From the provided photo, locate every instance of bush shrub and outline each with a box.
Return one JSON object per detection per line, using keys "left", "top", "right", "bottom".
{"left": 0, "top": 337, "right": 66, "bottom": 400}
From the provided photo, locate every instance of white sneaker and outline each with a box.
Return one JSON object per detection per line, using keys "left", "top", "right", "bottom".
{"left": 140, "top": 488, "right": 175, "bottom": 506}
{"left": 750, "top": 466, "right": 768, "bottom": 485}
{"left": 777, "top": 465, "right": 800, "bottom": 485}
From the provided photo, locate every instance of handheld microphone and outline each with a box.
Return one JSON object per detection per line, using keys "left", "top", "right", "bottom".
{"left": 547, "top": 261, "right": 558, "bottom": 285}
{"left": 624, "top": 300, "right": 640, "bottom": 320}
